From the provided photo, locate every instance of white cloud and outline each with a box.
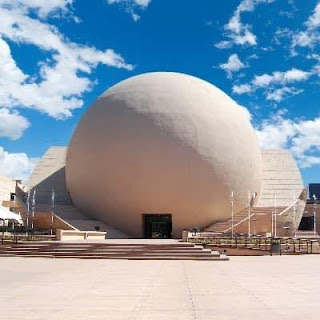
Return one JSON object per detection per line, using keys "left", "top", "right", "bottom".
{"left": 107, "top": 0, "right": 151, "bottom": 20}
{"left": 306, "top": 3, "right": 320, "bottom": 30}
{"left": 108, "top": 0, "right": 151, "bottom": 7}
{"left": 252, "top": 74, "right": 273, "bottom": 87}
{"left": 216, "top": 0, "right": 274, "bottom": 48}
{"left": 0, "top": 109, "right": 30, "bottom": 140}
{"left": 0, "top": 2, "right": 133, "bottom": 120}
{"left": 266, "top": 87, "right": 302, "bottom": 103}
{"left": 233, "top": 68, "right": 311, "bottom": 101}
{"left": 215, "top": 41, "right": 232, "bottom": 49}
{"left": 219, "top": 54, "right": 246, "bottom": 77}
{"left": 0, "top": 147, "right": 38, "bottom": 182}
{"left": 133, "top": 0, "right": 151, "bottom": 7}
{"left": 256, "top": 112, "right": 320, "bottom": 168}
{"left": 292, "top": 31, "right": 318, "bottom": 48}
{"left": 291, "top": 2, "right": 320, "bottom": 51}
{"left": 256, "top": 112, "right": 291, "bottom": 149}
{"left": 253, "top": 68, "right": 311, "bottom": 87}
{"left": 232, "top": 84, "right": 253, "bottom": 94}
{"left": 0, "top": 0, "right": 73, "bottom": 18}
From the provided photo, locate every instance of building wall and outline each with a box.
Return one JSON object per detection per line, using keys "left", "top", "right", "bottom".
{"left": 27, "top": 147, "right": 71, "bottom": 205}
{"left": 257, "top": 150, "right": 304, "bottom": 207}
{"left": 27, "top": 146, "right": 306, "bottom": 238}
{"left": 0, "top": 176, "right": 16, "bottom": 203}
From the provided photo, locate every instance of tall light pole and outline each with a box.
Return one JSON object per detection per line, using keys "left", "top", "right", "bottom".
{"left": 292, "top": 194, "right": 297, "bottom": 238}
{"left": 51, "top": 189, "right": 55, "bottom": 236}
{"left": 31, "top": 190, "right": 36, "bottom": 230}
{"left": 26, "top": 190, "right": 30, "bottom": 235}
{"left": 230, "top": 191, "right": 234, "bottom": 238}
{"left": 273, "top": 193, "right": 278, "bottom": 238}
{"left": 313, "top": 194, "right": 317, "bottom": 237}
{"left": 248, "top": 191, "right": 251, "bottom": 238}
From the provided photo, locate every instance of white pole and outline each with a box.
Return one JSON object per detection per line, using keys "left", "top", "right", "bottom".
{"left": 274, "top": 193, "right": 277, "bottom": 238}
{"left": 248, "top": 191, "right": 251, "bottom": 238}
{"left": 231, "top": 191, "right": 234, "bottom": 238}
{"left": 313, "top": 194, "right": 317, "bottom": 237}
{"left": 26, "top": 190, "right": 30, "bottom": 234}
{"left": 31, "top": 190, "right": 36, "bottom": 230}
{"left": 51, "top": 189, "right": 55, "bottom": 236}
{"left": 292, "top": 193, "right": 297, "bottom": 238}
{"left": 271, "top": 213, "right": 274, "bottom": 237}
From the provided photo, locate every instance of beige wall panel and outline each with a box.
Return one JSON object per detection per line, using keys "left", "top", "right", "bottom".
{"left": 0, "top": 176, "right": 16, "bottom": 203}
{"left": 257, "top": 150, "right": 304, "bottom": 207}
{"left": 27, "top": 147, "right": 71, "bottom": 205}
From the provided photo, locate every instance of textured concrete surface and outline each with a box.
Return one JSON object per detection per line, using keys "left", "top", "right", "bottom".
{"left": 258, "top": 150, "right": 304, "bottom": 207}
{"left": 27, "top": 147, "right": 70, "bottom": 205}
{"left": 1, "top": 255, "right": 320, "bottom": 320}
{"left": 0, "top": 175, "right": 16, "bottom": 203}
{"left": 66, "top": 72, "right": 262, "bottom": 237}
{"left": 28, "top": 147, "right": 306, "bottom": 238}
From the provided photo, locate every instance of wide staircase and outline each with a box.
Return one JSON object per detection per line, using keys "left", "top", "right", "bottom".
{"left": 295, "top": 230, "right": 320, "bottom": 238}
{"left": 0, "top": 242, "right": 228, "bottom": 261}
{"left": 206, "top": 206, "right": 286, "bottom": 234}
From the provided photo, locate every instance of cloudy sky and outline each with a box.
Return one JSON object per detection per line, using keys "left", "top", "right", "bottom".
{"left": 0, "top": 0, "right": 319, "bottom": 184}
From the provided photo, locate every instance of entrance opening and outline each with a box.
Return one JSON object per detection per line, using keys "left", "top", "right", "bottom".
{"left": 143, "top": 214, "right": 172, "bottom": 238}
{"left": 298, "top": 216, "right": 314, "bottom": 231}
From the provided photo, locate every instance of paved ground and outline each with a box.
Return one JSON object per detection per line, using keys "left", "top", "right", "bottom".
{"left": 1, "top": 255, "right": 320, "bottom": 320}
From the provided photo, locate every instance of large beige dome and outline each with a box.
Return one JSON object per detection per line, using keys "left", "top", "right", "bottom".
{"left": 66, "top": 72, "right": 262, "bottom": 237}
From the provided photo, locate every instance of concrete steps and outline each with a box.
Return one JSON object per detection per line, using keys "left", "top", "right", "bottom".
{"left": 206, "top": 206, "right": 286, "bottom": 233}
{"left": 295, "top": 231, "right": 320, "bottom": 238}
{"left": 0, "top": 242, "right": 228, "bottom": 261}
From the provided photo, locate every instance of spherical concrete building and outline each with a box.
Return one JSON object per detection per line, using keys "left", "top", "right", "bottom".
{"left": 66, "top": 72, "right": 262, "bottom": 238}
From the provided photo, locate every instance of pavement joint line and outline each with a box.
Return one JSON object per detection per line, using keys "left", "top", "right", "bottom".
{"left": 127, "top": 261, "right": 164, "bottom": 320}
{"left": 216, "top": 262, "right": 281, "bottom": 320}
{"left": 182, "top": 261, "right": 198, "bottom": 320}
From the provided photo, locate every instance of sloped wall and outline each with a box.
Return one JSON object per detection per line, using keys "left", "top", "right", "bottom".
{"left": 257, "top": 150, "right": 304, "bottom": 207}
{"left": 27, "top": 147, "right": 71, "bottom": 205}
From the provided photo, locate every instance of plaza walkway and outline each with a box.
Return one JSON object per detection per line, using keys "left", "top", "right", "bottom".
{"left": 0, "top": 255, "right": 319, "bottom": 320}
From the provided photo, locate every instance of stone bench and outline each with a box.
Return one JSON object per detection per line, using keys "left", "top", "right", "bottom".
{"left": 56, "top": 229, "right": 106, "bottom": 241}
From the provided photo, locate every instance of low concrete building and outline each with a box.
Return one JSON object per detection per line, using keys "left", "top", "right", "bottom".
{"left": 0, "top": 176, "right": 24, "bottom": 226}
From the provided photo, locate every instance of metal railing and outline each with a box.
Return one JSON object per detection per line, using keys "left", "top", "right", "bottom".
{"left": 188, "top": 234, "right": 320, "bottom": 255}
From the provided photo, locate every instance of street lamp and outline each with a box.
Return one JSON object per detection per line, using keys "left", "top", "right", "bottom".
{"left": 230, "top": 191, "right": 234, "bottom": 238}
{"left": 273, "top": 193, "right": 278, "bottom": 238}
{"left": 51, "top": 189, "right": 55, "bottom": 236}
{"left": 313, "top": 194, "right": 317, "bottom": 237}
{"left": 31, "top": 190, "right": 36, "bottom": 231}
{"left": 26, "top": 190, "right": 30, "bottom": 235}
{"left": 248, "top": 191, "right": 251, "bottom": 238}
{"left": 292, "top": 196, "right": 297, "bottom": 238}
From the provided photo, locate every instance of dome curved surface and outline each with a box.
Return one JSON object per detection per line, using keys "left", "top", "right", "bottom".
{"left": 66, "top": 72, "right": 262, "bottom": 237}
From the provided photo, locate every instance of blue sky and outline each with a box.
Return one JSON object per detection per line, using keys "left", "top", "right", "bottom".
{"left": 0, "top": 0, "right": 319, "bottom": 185}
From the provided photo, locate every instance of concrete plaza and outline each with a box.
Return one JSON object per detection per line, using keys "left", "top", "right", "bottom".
{"left": 0, "top": 255, "right": 319, "bottom": 320}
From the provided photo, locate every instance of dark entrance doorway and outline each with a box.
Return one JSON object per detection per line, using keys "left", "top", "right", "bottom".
{"left": 298, "top": 216, "right": 314, "bottom": 231}
{"left": 143, "top": 214, "right": 172, "bottom": 238}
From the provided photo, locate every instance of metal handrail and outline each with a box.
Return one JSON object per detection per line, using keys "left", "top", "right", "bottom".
{"left": 206, "top": 188, "right": 307, "bottom": 235}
